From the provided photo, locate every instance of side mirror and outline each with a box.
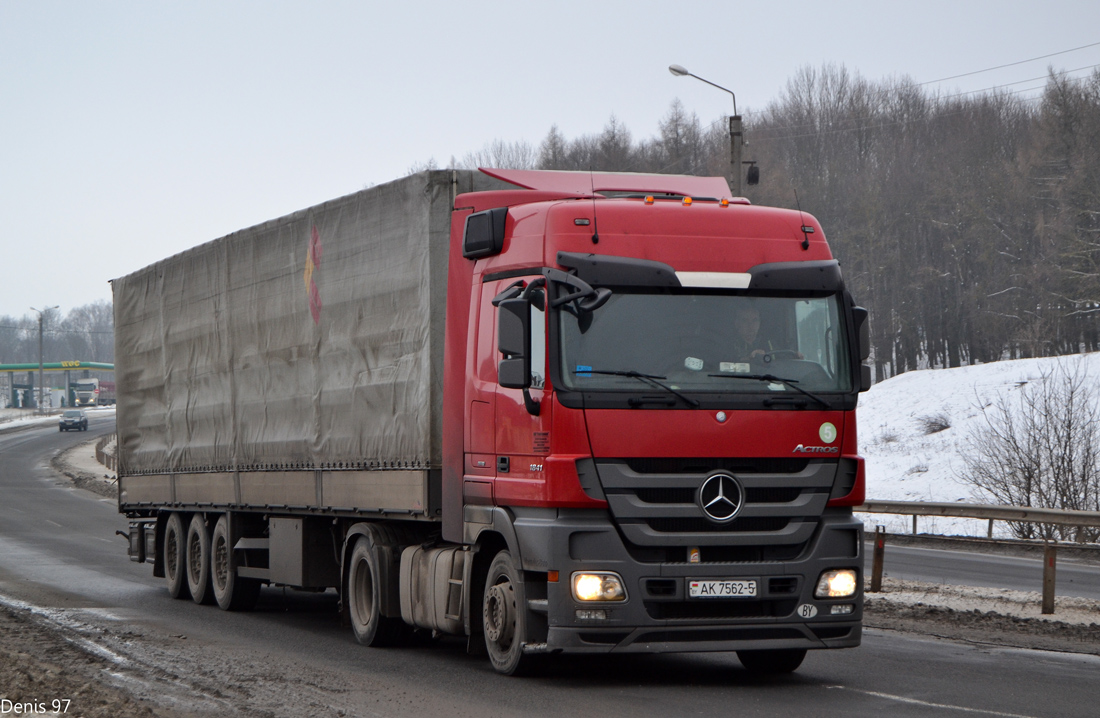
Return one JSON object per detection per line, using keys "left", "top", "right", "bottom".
{"left": 852, "top": 307, "right": 870, "bottom": 362}
{"left": 463, "top": 207, "right": 508, "bottom": 259}
{"left": 497, "top": 298, "right": 530, "bottom": 390}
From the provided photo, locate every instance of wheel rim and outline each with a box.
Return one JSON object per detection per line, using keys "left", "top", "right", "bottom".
{"left": 166, "top": 529, "right": 179, "bottom": 579}
{"left": 351, "top": 557, "right": 373, "bottom": 627}
{"left": 483, "top": 580, "right": 516, "bottom": 649}
{"left": 213, "top": 535, "right": 228, "bottom": 591}
{"left": 188, "top": 530, "right": 202, "bottom": 584}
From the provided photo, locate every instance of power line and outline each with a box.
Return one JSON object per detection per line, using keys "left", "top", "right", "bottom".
{"left": 917, "top": 40, "right": 1100, "bottom": 87}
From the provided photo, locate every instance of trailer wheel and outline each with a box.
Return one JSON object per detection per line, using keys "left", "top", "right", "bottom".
{"left": 482, "top": 550, "right": 529, "bottom": 675}
{"left": 348, "top": 535, "right": 403, "bottom": 646}
{"left": 163, "top": 513, "right": 190, "bottom": 600}
{"left": 186, "top": 514, "right": 215, "bottom": 605}
{"left": 211, "top": 515, "right": 260, "bottom": 611}
{"left": 736, "top": 648, "right": 807, "bottom": 673}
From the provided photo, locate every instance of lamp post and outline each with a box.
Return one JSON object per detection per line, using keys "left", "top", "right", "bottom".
{"left": 30, "top": 305, "right": 58, "bottom": 413}
{"left": 669, "top": 64, "right": 743, "bottom": 197}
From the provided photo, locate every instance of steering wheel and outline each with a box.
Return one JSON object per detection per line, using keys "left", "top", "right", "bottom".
{"left": 761, "top": 349, "right": 801, "bottom": 364}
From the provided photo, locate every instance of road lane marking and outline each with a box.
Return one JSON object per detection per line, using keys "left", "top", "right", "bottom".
{"left": 45, "top": 519, "right": 62, "bottom": 527}
{"left": 827, "top": 686, "right": 1039, "bottom": 717}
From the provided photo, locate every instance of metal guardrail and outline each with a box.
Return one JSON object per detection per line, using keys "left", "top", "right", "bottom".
{"left": 857, "top": 499, "right": 1100, "bottom": 615}
{"left": 95, "top": 433, "right": 117, "bottom": 473}
{"left": 858, "top": 499, "right": 1100, "bottom": 529}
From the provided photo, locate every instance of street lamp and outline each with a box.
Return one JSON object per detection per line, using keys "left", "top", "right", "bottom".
{"left": 669, "top": 64, "right": 745, "bottom": 196}
{"left": 30, "top": 305, "right": 58, "bottom": 413}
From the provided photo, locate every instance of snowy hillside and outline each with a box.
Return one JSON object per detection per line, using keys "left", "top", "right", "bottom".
{"left": 857, "top": 352, "right": 1100, "bottom": 537}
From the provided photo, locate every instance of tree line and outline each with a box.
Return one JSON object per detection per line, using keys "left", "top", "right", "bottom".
{"left": 0, "top": 301, "right": 114, "bottom": 367}
{"left": 444, "top": 65, "right": 1100, "bottom": 381}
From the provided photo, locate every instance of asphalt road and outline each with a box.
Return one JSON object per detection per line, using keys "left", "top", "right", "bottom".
{"left": 1, "top": 419, "right": 1097, "bottom": 718}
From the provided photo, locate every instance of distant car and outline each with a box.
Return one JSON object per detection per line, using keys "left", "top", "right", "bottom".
{"left": 59, "top": 409, "right": 88, "bottom": 432}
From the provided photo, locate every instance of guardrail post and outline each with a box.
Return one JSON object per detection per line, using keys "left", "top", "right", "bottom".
{"left": 1042, "top": 542, "right": 1057, "bottom": 615}
{"left": 870, "top": 525, "right": 885, "bottom": 593}
{"left": 912, "top": 515, "right": 917, "bottom": 535}
{"left": 987, "top": 518, "right": 994, "bottom": 539}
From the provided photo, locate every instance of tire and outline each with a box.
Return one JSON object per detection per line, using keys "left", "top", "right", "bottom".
{"left": 186, "top": 514, "right": 215, "bottom": 605}
{"left": 736, "top": 648, "right": 807, "bottom": 673}
{"left": 211, "top": 515, "right": 261, "bottom": 611}
{"left": 163, "top": 513, "right": 190, "bottom": 600}
{"left": 347, "top": 534, "right": 404, "bottom": 647}
{"left": 482, "top": 550, "right": 530, "bottom": 675}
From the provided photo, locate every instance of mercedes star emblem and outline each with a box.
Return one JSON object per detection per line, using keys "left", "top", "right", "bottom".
{"left": 698, "top": 473, "right": 744, "bottom": 523}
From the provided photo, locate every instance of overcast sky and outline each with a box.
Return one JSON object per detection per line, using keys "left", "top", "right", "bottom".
{"left": 2, "top": 1, "right": 1098, "bottom": 319}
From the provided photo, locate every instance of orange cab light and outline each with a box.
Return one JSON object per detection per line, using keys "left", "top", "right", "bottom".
{"left": 644, "top": 196, "right": 654, "bottom": 205}
{"left": 720, "top": 198, "right": 730, "bottom": 207}
{"left": 682, "top": 196, "right": 693, "bottom": 206}
{"left": 548, "top": 570, "right": 559, "bottom": 583}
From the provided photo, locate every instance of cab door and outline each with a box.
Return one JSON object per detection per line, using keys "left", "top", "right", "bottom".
{"left": 493, "top": 281, "right": 550, "bottom": 505}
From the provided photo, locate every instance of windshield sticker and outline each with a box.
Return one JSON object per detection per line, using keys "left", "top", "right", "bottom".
{"left": 719, "top": 361, "right": 750, "bottom": 374}
{"left": 575, "top": 365, "right": 592, "bottom": 378}
{"left": 767, "top": 382, "right": 785, "bottom": 391}
{"left": 684, "top": 356, "right": 704, "bottom": 371}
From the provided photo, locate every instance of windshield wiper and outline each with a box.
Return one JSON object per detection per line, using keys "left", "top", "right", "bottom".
{"left": 708, "top": 373, "right": 830, "bottom": 409}
{"left": 575, "top": 369, "right": 700, "bottom": 408}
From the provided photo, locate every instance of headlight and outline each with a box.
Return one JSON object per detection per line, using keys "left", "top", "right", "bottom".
{"left": 572, "top": 572, "right": 626, "bottom": 602}
{"left": 815, "top": 569, "right": 858, "bottom": 599}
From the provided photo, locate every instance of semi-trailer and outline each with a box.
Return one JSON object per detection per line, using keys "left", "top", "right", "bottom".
{"left": 114, "top": 168, "right": 871, "bottom": 675}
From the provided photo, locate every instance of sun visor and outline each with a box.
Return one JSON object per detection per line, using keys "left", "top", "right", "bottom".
{"left": 557, "top": 251, "right": 680, "bottom": 287}
{"left": 748, "top": 260, "right": 843, "bottom": 291}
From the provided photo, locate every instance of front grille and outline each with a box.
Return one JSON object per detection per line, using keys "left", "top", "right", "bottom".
{"left": 625, "top": 457, "right": 809, "bottom": 474}
{"left": 635, "top": 627, "right": 805, "bottom": 644}
{"left": 634, "top": 487, "right": 803, "bottom": 504}
{"left": 645, "top": 598, "right": 797, "bottom": 620}
{"left": 596, "top": 459, "right": 838, "bottom": 554}
{"left": 640, "top": 517, "right": 789, "bottom": 534}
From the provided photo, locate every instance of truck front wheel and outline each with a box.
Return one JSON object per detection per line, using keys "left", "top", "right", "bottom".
{"left": 482, "top": 550, "right": 529, "bottom": 675}
{"left": 736, "top": 648, "right": 807, "bottom": 673}
{"left": 211, "top": 515, "right": 260, "bottom": 611}
{"left": 163, "top": 513, "right": 190, "bottom": 600}
{"left": 347, "top": 535, "right": 403, "bottom": 646}
{"left": 186, "top": 514, "right": 215, "bottom": 605}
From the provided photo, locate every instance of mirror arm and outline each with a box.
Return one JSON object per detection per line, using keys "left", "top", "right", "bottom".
{"left": 522, "top": 388, "right": 540, "bottom": 416}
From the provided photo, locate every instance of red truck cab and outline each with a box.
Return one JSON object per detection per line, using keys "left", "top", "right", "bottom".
{"left": 441, "top": 169, "right": 869, "bottom": 673}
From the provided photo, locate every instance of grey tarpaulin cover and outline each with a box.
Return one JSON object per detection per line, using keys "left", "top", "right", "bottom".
{"left": 113, "top": 170, "right": 505, "bottom": 477}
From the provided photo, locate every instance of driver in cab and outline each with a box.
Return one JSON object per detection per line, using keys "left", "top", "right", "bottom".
{"left": 732, "top": 304, "right": 802, "bottom": 362}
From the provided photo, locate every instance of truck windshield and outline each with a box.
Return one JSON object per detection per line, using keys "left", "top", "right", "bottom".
{"left": 559, "top": 291, "right": 852, "bottom": 395}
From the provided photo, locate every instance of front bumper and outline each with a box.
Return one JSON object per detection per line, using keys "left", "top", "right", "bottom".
{"left": 512, "top": 508, "right": 863, "bottom": 654}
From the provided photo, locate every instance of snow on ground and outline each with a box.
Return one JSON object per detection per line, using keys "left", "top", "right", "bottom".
{"left": 0, "top": 406, "right": 115, "bottom": 431}
{"left": 857, "top": 352, "right": 1100, "bottom": 538}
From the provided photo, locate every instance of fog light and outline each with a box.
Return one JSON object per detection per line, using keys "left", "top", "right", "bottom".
{"left": 572, "top": 572, "right": 627, "bottom": 601}
{"left": 815, "top": 569, "right": 858, "bottom": 599}
{"left": 830, "top": 604, "right": 854, "bottom": 615}
{"left": 575, "top": 609, "right": 607, "bottom": 620}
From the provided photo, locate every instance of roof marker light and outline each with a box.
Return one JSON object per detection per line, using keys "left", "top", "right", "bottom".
{"left": 682, "top": 197, "right": 693, "bottom": 206}
{"left": 575, "top": 218, "right": 591, "bottom": 226}
{"left": 720, "top": 198, "right": 730, "bottom": 207}
{"left": 644, "top": 196, "right": 654, "bottom": 205}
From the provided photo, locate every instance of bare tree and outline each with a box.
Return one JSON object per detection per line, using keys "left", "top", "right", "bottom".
{"left": 961, "top": 359, "right": 1100, "bottom": 541}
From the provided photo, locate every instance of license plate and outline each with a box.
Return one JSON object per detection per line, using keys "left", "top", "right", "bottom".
{"left": 688, "top": 579, "right": 758, "bottom": 598}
